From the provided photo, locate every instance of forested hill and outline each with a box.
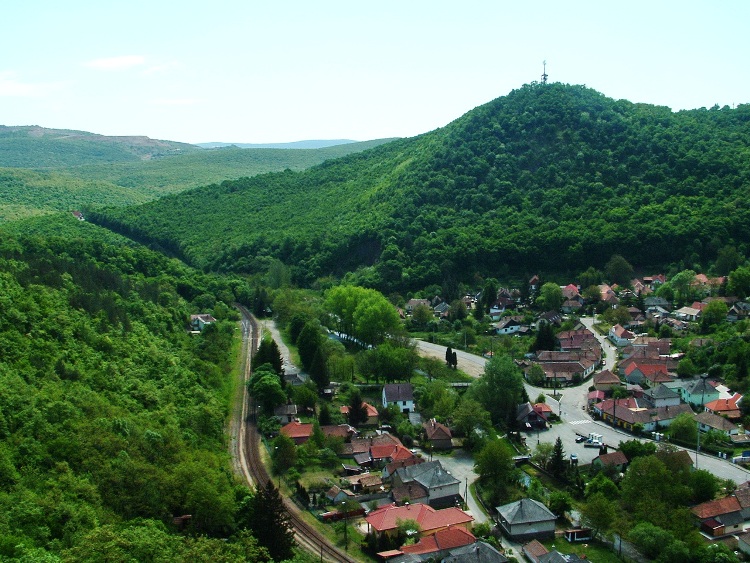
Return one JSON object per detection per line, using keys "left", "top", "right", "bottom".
{"left": 91, "top": 83, "right": 750, "bottom": 293}
{"left": 0, "top": 125, "right": 198, "bottom": 168}
{"left": 0, "top": 217, "right": 279, "bottom": 560}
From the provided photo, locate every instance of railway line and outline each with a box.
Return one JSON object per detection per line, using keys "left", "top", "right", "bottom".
{"left": 233, "top": 304, "right": 359, "bottom": 563}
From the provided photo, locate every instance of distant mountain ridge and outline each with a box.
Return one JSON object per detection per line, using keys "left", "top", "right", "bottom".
{"left": 0, "top": 125, "right": 199, "bottom": 168}
{"left": 197, "top": 139, "right": 359, "bottom": 149}
{"left": 92, "top": 82, "right": 750, "bottom": 293}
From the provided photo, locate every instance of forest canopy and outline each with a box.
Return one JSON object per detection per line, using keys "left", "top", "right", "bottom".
{"left": 91, "top": 83, "right": 750, "bottom": 294}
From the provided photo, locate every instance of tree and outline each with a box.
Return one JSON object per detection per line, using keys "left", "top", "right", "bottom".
{"left": 248, "top": 368, "right": 286, "bottom": 415}
{"left": 605, "top": 254, "right": 634, "bottom": 285}
{"left": 628, "top": 521, "right": 674, "bottom": 560}
{"left": 728, "top": 266, "right": 750, "bottom": 299}
{"left": 669, "top": 269, "right": 697, "bottom": 306}
{"left": 689, "top": 469, "right": 720, "bottom": 504}
{"left": 537, "top": 282, "right": 564, "bottom": 311}
{"left": 445, "top": 346, "right": 453, "bottom": 367}
{"left": 468, "top": 355, "right": 526, "bottom": 428}
{"left": 308, "top": 348, "right": 329, "bottom": 390}
{"left": 580, "top": 492, "right": 616, "bottom": 538}
{"left": 532, "top": 442, "right": 555, "bottom": 470}
{"left": 346, "top": 388, "right": 368, "bottom": 427}
{"left": 530, "top": 321, "right": 555, "bottom": 352}
{"left": 548, "top": 437, "right": 566, "bottom": 478}
{"left": 246, "top": 481, "right": 295, "bottom": 561}
{"left": 411, "top": 303, "right": 433, "bottom": 327}
{"left": 585, "top": 472, "right": 619, "bottom": 500}
{"left": 701, "top": 300, "right": 728, "bottom": 332}
{"left": 272, "top": 434, "right": 297, "bottom": 476}
{"left": 669, "top": 411, "right": 698, "bottom": 444}
{"left": 474, "top": 439, "right": 515, "bottom": 501}
{"left": 252, "top": 337, "right": 284, "bottom": 376}
{"left": 617, "top": 439, "right": 656, "bottom": 460}
{"left": 548, "top": 491, "right": 572, "bottom": 519}
{"left": 296, "top": 322, "right": 322, "bottom": 372}
{"left": 452, "top": 397, "right": 492, "bottom": 450}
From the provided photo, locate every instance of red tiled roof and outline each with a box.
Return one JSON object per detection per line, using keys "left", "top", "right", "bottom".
{"left": 692, "top": 496, "right": 742, "bottom": 519}
{"left": 705, "top": 394, "right": 742, "bottom": 413}
{"left": 595, "top": 450, "right": 628, "bottom": 467}
{"left": 400, "top": 526, "right": 475, "bottom": 554}
{"left": 340, "top": 402, "right": 379, "bottom": 418}
{"left": 423, "top": 419, "right": 452, "bottom": 441}
{"left": 280, "top": 421, "right": 313, "bottom": 439}
{"left": 365, "top": 503, "right": 473, "bottom": 533}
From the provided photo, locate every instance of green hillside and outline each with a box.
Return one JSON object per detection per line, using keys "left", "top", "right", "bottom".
{"left": 0, "top": 168, "right": 152, "bottom": 221}
{"left": 91, "top": 83, "right": 750, "bottom": 293}
{"left": 69, "top": 139, "right": 397, "bottom": 196}
{"left": 0, "top": 216, "right": 282, "bottom": 560}
{"left": 0, "top": 127, "right": 395, "bottom": 220}
{"left": 0, "top": 125, "right": 197, "bottom": 168}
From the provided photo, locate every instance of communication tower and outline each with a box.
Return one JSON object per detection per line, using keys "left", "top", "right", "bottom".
{"left": 541, "top": 60, "right": 548, "bottom": 84}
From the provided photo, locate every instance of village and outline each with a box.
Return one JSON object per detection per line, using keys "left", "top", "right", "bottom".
{"left": 235, "top": 269, "right": 750, "bottom": 563}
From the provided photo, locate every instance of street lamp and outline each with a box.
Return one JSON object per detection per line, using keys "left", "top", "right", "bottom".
{"left": 341, "top": 501, "right": 348, "bottom": 551}
{"left": 696, "top": 373, "right": 709, "bottom": 468}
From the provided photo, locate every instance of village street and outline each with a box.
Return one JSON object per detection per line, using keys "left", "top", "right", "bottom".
{"left": 415, "top": 334, "right": 750, "bottom": 482}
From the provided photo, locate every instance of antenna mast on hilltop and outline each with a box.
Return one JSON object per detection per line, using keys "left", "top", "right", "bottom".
{"left": 541, "top": 60, "right": 548, "bottom": 84}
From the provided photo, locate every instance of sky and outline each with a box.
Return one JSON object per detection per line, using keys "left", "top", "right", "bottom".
{"left": 2, "top": 1, "right": 748, "bottom": 144}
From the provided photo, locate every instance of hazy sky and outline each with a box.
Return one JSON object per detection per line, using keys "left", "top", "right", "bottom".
{"left": 2, "top": 1, "right": 747, "bottom": 144}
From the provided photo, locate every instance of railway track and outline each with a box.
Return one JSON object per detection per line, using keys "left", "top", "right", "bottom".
{"left": 233, "top": 304, "right": 359, "bottom": 563}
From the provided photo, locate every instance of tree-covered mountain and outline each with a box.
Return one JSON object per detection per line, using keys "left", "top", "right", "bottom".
{"left": 91, "top": 83, "right": 750, "bottom": 294}
{"left": 0, "top": 126, "right": 394, "bottom": 220}
{"left": 0, "top": 217, "right": 277, "bottom": 560}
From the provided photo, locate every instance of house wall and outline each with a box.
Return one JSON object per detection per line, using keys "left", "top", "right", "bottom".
{"left": 499, "top": 518, "right": 555, "bottom": 541}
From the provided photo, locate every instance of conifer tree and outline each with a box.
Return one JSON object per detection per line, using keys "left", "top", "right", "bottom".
{"left": 248, "top": 481, "right": 295, "bottom": 561}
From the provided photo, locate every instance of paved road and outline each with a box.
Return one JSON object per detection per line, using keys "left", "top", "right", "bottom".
{"left": 415, "top": 338, "right": 750, "bottom": 483}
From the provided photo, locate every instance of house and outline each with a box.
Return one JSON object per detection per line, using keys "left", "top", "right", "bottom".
{"left": 190, "top": 313, "right": 216, "bottom": 331}
{"left": 423, "top": 419, "right": 453, "bottom": 450}
{"left": 609, "top": 324, "right": 635, "bottom": 346}
{"left": 496, "top": 498, "right": 556, "bottom": 541}
{"left": 673, "top": 306, "right": 702, "bottom": 322}
{"left": 341, "top": 402, "right": 379, "bottom": 426}
{"left": 495, "top": 317, "right": 523, "bottom": 335}
{"left": 593, "top": 370, "right": 622, "bottom": 392}
{"left": 437, "top": 542, "right": 508, "bottom": 563}
{"left": 696, "top": 411, "right": 739, "bottom": 438}
{"left": 523, "top": 539, "right": 549, "bottom": 563}
{"left": 383, "top": 384, "right": 415, "bottom": 414}
{"left": 398, "top": 526, "right": 476, "bottom": 557}
{"left": 273, "top": 402, "right": 298, "bottom": 424}
{"left": 705, "top": 393, "right": 743, "bottom": 420}
{"left": 595, "top": 398, "right": 693, "bottom": 433}
{"left": 728, "top": 302, "right": 750, "bottom": 322}
{"left": 623, "top": 362, "right": 672, "bottom": 387}
{"left": 516, "top": 402, "right": 547, "bottom": 430}
{"left": 406, "top": 299, "right": 431, "bottom": 315}
{"left": 561, "top": 299, "right": 582, "bottom": 314}
{"left": 325, "top": 485, "right": 355, "bottom": 505}
{"left": 392, "top": 460, "right": 461, "bottom": 509}
{"left": 321, "top": 424, "right": 358, "bottom": 442}
{"left": 280, "top": 420, "right": 313, "bottom": 445}
{"left": 737, "top": 531, "right": 750, "bottom": 557}
{"left": 383, "top": 456, "right": 425, "bottom": 480}
{"left": 679, "top": 376, "right": 720, "bottom": 408}
{"left": 692, "top": 496, "right": 744, "bottom": 537}
{"left": 391, "top": 480, "right": 429, "bottom": 506}
{"left": 592, "top": 450, "right": 629, "bottom": 472}
{"left": 641, "top": 384, "right": 681, "bottom": 408}
{"left": 365, "top": 503, "right": 473, "bottom": 539}
{"left": 347, "top": 472, "right": 384, "bottom": 493}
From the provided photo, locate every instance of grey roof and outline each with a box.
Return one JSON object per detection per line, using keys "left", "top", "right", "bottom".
{"left": 644, "top": 384, "right": 680, "bottom": 400}
{"left": 387, "top": 541, "right": 507, "bottom": 563}
{"left": 395, "top": 460, "right": 459, "bottom": 489}
{"left": 696, "top": 411, "right": 738, "bottom": 432}
{"left": 441, "top": 542, "right": 508, "bottom": 563}
{"left": 539, "top": 552, "right": 585, "bottom": 563}
{"left": 685, "top": 376, "right": 714, "bottom": 396}
{"left": 384, "top": 383, "right": 414, "bottom": 402}
{"left": 496, "top": 498, "right": 556, "bottom": 525}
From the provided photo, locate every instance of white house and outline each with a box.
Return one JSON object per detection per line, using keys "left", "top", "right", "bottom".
{"left": 382, "top": 384, "right": 415, "bottom": 414}
{"left": 190, "top": 313, "right": 216, "bottom": 331}
{"left": 608, "top": 324, "right": 635, "bottom": 346}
